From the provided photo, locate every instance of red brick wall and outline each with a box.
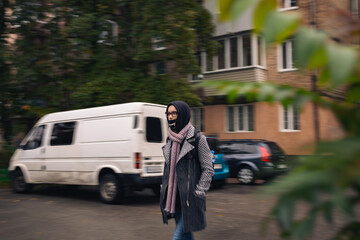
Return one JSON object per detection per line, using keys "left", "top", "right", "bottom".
{"left": 203, "top": 101, "right": 345, "bottom": 155}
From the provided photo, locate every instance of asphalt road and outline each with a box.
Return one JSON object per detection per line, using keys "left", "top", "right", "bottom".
{"left": 0, "top": 181, "right": 344, "bottom": 240}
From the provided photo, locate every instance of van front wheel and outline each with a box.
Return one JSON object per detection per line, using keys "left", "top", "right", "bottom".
{"left": 99, "top": 173, "right": 122, "bottom": 204}
{"left": 12, "top": 169, "right": 32, "bottom": 193}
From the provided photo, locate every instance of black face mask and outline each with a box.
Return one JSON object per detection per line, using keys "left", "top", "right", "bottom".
{"left": 168, "top": 119, "right": 176, "bottom": 131}
{"left": 166, "top": 101, "right": 191, "bottom": 132}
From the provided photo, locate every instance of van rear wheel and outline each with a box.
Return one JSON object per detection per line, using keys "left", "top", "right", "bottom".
{"left": 12, "top": 169, "right": 32, "bottom": 193}
{"left": 99, "top": 173, "right": 122, "bottom": 204}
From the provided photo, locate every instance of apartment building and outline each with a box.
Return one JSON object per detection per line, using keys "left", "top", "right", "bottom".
{"left": 190, "top": 0, "right": 358, "bottom": 155}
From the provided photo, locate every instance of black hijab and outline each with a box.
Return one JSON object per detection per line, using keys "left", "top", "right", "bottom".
{"left": 166, "top": 101, "right": 191, "bottom": 133}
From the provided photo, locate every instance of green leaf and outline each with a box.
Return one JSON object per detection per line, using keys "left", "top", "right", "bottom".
{"left": 258, "top": 83, "right": 276, "bottom": 101}
{"left": 322, "top": 202, "right": 333, "bottom": 223}
{"left": 293, "top": 94, "right": 312, "bottom": 110}
{"left": 217, "top": 0, "right": 260, "bottom": 22}
{"left": 295, "top": 28, "right": 327, "bottom": 69}
{"left": 292, "top": 214, "right": 316, "bottom": 240}
{"left": 276, "top": 196, "right": 294, "bottom": 231}
{"left": 262, "top": 11, "right": 300, "bottom": 44}
{"left": 230, "top": 0, "right": 259, "bottom": 22}
{"left": 318, "top": 68, "right": 331, "bottom": 87}
{"left": 333, "top": 221, "right": 360, "bottom": 240}
{"left": 253, "top": 0, "right": 277, "bottom": 33}
{"left": 326, "top": 44, "right": 358, "bottom": 87}
{"left": 331, "top": 188, "right": 355, "bottom": 217}
{"left": 273, "top": 88, "right": 295, "bottom": 102}
{"left": 346, "top": 85, "right": 360, "bottom": 103}
{"left": 226, "top": 88, "right": 238, "bottom": 103}
{"left": 308, "top": 47, "right": 327, "bottom": 69}
{"left": 217, "top": 0, "right": 233, "bottom": 21}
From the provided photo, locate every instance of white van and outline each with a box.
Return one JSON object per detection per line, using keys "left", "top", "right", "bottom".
{"left": 9, "top": 102, "right": 167, "bottom": 203}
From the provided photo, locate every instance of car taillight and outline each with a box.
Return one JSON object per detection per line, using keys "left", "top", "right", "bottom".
{"left": 260, "top": 147, "right": 271, "bottom": 162}
{"left": 135, "top": 152, "right": 141, "bottom": 169}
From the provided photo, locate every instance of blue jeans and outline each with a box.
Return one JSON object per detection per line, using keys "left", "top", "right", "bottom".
{"left": 173, "top": 208, "right": 194, "bottom": 240}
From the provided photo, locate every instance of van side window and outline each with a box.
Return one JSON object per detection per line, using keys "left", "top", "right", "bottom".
{"left": 24, "top": 125, "right": 46, "bottom": 150}
{"left": 146, "top": 117, "right": 162, "bottom": 143}
{"left": 50, "top": 122, "right": 76, "bottom": 146}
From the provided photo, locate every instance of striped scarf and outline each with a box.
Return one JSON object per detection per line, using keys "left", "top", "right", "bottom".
{"left": 165, "top": 122, "right": 191, "bottom": 214}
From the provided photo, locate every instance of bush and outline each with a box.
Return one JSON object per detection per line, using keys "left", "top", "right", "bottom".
{"left": 0, "top": 143, "right": 16, "bottom": 168}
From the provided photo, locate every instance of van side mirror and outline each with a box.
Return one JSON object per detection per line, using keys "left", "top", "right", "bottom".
{"left": 17, "top": 142, "right": 27, "bottom": 150}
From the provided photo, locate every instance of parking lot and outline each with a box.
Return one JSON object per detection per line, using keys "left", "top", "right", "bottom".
{"left": 0, "top": 180, "right": 344, "bottom": 240}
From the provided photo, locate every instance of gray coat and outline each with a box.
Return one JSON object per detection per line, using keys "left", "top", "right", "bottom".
{"left": 160, "top": 125, "right": 214, "bottom": 232}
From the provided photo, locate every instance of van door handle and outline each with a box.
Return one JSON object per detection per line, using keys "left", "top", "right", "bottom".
{"left": 41, "top": 148, "right": 46, "bottom": 154}
{"left": 41, "top": 165, "right": 46, "bottom": 170}
{"left": 144, "top": 157, "right": 151, "bottom": 160}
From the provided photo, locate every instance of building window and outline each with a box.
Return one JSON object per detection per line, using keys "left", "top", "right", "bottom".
{"left": 191, "top": 108, "right": 203, "bottom": 132}
{"left": 282, "top": 0, "right": 298, "bottom": 8}
{"left": 242, "top": 34, "right": 252, "bottom": 67}
{"left": 203, "top": 33, "right": 264, "bottom": 73}
{"left": 217, "top": 40, "right": 225, "bottom": 69}
{"left": 279, "top": 38, "right": 296, "bottom": 71}
{"left": 280, "top": 104, "right": 300, "bottom": 131}
{"left": 206, "top": 53, "right": 213, "bottom": 72}
{"left": 227, "top": 105, "right": 255, "bottom": 132}
{"left": 155, "top": 61, "right": 166, "bottom": 74}
{"left": 230, "top": 37, "right": 238, "bottom": 67}
{"left": 97, "top": 20, "right": 118, "bottom": 45}
{"left": 350, "top": 0, "right": 360, "bottom": 18}
{"left": 152, "top": 37, "right": 166, "bottom": 51}
{"left": 257, "top": 36, "right": 265, "bottom": 66}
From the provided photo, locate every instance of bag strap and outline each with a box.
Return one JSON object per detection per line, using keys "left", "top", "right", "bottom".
{"left": 193, "top": 130, "right": 201, "bottom": 161}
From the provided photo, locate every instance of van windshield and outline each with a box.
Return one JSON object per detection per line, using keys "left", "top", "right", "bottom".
{"left": 146, "top": 117, "right": 162, "bottom": 143}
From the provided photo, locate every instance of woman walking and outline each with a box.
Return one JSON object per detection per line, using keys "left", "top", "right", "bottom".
{"left": 160, "top": 101, "right": 214, "bottom": 240}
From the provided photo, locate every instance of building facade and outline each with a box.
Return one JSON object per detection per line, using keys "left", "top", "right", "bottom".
{"left": 190, "top": 0, "right": 357, "bottom": 155}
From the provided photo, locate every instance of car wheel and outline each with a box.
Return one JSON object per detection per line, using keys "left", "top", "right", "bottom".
{"left": 12, "top": 169, "right": 32, "bottom": 193}
{"left": 237, "top": 166, "right": 256, "bottom": 184}
{"left": 99, "top": 173, "right": 122, "bottom": 204}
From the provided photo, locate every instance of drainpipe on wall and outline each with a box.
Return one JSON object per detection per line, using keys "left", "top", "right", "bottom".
{"left": 310, "top": 0, "right": 321, "bottom": 142}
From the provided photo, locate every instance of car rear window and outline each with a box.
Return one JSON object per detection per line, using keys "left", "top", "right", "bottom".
{"left": 265, "top": 142, "right": 284, "bottom": 155}
{"left": 146, "top": 117, "right": 163, "bottom": 143}
{"left": 220, "top": 142, "right": 258, "bottom": 154}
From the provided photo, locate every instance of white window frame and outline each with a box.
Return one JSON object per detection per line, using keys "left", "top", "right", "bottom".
{"left": 191, "top": 107, "right": 203, "bottom": 132}
{"left": 203, "top": 34, "right": 266, "bottom": 74}
{"left": 152, "top": 37, "right": 166, "bottom": 51}
{"left": 280, "top": 0, "right": 299, "bottom": 10}
{"left": 226, "top": 104, "right": 255, "bottom": 132}
{"left": 97, "top": 20, "right": 118, "bottom": 45}
{"left": 279, "top": 104, "right": 300, "bottom": 132}
{"left": 278, "top": 38, "right": 297, "bottom": 72}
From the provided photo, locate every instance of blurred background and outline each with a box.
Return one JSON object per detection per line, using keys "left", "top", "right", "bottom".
{"left": 1, "top": 1, "right": 360, "bottom": 239}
